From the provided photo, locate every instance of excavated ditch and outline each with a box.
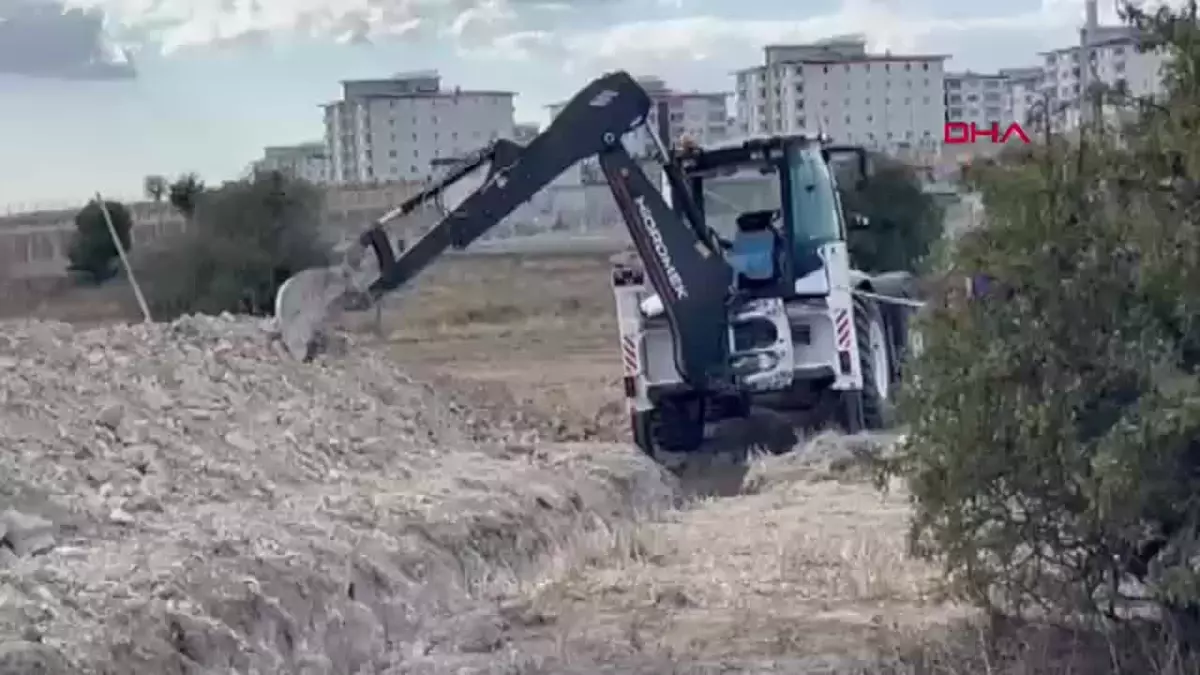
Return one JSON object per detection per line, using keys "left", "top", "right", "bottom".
{"left": 0, "top": 314, "right": 678, "bottom": 674}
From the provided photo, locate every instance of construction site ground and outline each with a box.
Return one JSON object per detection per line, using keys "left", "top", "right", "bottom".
{"left": 0, "top": 252, "right": 1140, "bottom": 674}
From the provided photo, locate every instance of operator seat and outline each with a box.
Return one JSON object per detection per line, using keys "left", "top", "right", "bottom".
{"left": 729, "top": 209, "right": 782, "bottom": 293}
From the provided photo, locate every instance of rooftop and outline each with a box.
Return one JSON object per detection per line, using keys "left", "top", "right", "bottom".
{"left": 1038, "top": 25, "right": 1145, "bottom": 55}
{"left": 946, "top": 71, "right": 1010, "bottom": 79}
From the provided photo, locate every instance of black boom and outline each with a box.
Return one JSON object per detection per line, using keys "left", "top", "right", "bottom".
{"left": 354, "top": 70, "right": 735, "bottom": 390}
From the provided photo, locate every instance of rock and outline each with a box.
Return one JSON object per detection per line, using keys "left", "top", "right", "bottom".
{"left": 0, "top": 509, "right": 55, "bottom": 557}
{"left": 0, "top": 641, "right": 73, "bottom": 675}
{"left": 96, "top": 404, "right": 123, "bottom": 430}
{"left": 224, "top": 431, "right": 257, "bottom": 453}
{"left": 125, "top": 490, "right": 162, "bottom": 513}
{"left": 0, "top": 314, "right": 632, "bottom": 674}
{"left": 121, "top": 444, "right": 157, "bottom": 474}
{"left": 108, "top": 508, "right": 134, "bottom": 525}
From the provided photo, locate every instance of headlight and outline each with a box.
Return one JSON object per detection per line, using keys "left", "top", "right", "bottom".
{"left": 639, "top": 294, "right": 664, "bottom": 317}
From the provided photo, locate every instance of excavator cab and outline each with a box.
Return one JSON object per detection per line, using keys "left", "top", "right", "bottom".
{"left": 667, "top": 133, "right": 868, "bottom": 298}
{"left": 614, "top": 133, "right": 889, "bottom": 459}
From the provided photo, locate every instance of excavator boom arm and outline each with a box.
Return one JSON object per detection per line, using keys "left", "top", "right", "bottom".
{"left": 314, "top": 70, "right": 735, "bottom": 388}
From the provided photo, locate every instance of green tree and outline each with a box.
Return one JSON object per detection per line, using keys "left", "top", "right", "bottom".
{"left": 168, "top": 172, "right": 205, "bottom": 219}
{"left": 66, "top": 199, "right": 133, "bottom": 284}
{"left": 839, "top": 154, "right": 943, "bottom": 273}
{"left": 891, "top": 1, "right": 1200, "bottom": 633}
{"left": 136, "top": 170, "right": 331, "bottom": 318}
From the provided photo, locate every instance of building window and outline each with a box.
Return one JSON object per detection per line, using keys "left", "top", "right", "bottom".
{"left": 922, "top": 63, "right": 929, "bottom": 71}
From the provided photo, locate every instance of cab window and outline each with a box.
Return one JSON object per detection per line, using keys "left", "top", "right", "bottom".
{"left": 697, "top": 170, "right": 781, "bottom": 239}
{"left": 785, "top": 145, "right": 842, "bottom": 251}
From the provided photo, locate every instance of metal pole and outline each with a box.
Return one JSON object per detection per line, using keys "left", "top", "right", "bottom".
{"left": 1079, "top": 0, "right": 1099, "bottom": 127}
{"left": 94, "top": 192, "right": 152, "bottom": 322}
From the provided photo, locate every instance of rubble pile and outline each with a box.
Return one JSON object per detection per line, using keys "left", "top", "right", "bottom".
{"left": 0, "top": 314, "right": 673, "bottom": 674}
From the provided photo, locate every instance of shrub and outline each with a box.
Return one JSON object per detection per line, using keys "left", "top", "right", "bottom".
{"left": 892, "top": 2, "right": 1200, "bottom": 627}
{"left": 66, "top": 199, "right": 133, "bottom": 284}
{"left": 839, "top": 153, "right": 944, "bottom": 273}
{"left": 135, "top": 171, "right": 331, "bottom": 319}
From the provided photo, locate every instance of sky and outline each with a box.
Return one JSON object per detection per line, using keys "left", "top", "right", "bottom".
{"left": 0, "top": 0, "right": 1133, "bottom": 210}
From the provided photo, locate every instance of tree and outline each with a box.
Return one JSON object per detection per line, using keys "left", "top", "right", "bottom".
{"left": 143, "top": 175, "right": 167, "bottom": 203}
{"left": 66, "top": 199, "right": 133, "bottom": 284}
{"left": 839, "top": 153, "right": 944, "bottom": 273}
{"left": 168, "top": 172, "right": 205, "bottom": 219}
{"left": 891, "top": 1, "right": 1200, "bottom": 634}
{"left": 135, "top": 170, "right": 331, "bottom": 318}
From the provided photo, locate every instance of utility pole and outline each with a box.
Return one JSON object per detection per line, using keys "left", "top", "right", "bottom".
{"left": 1079, "top": 0, "right": 1099, "bottom": 127}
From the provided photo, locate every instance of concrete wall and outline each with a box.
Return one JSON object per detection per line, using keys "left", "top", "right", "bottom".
{"left": 0, "top": 203, "right": 188, "bottom": 280}
{"left": 0, "top": 181, "right": 425, "bottom": 281}
{"left": 0, "top": 172, "right": 649, "bottom": 283}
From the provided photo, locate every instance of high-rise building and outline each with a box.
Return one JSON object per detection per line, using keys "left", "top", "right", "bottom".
{"left": 734, "top": 36, "right": 949, "bottom": 161}
{"left": 322, "top": 70, "right": 516, "bottom": 184}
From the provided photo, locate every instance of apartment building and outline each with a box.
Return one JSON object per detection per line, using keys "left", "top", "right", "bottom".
{"left": 941, "top": 68, "right": 1047, "bottom": 161}
{"left": 1002, "top": 67, "right": 1045, "bottom": 128}
{"left": 734, "top": 36, "right": 949, "bottom": 161}
{"left": 1038, "top": 25, "right": 1169, "bottom": 130}
{"left": 544, "top": 75, "right": 729, "bottom": 186}
{"left": 323, "top": 70, "right": 516, "bottom": 184}
{"left": 547, "top": 75, "right": 730, "bottom": 157}
{"left": 250, "top": 142, "right": 331, "bottom": 184}
{"left": 943, "top": 71, "right": 1012, "bottom": 128}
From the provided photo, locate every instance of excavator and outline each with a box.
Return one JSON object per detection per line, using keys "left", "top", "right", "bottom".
{"left": 274, "top": 70, "right": 920, "bottom": 460}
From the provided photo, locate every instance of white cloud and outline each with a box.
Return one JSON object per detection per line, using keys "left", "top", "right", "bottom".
{"left": 499, "top": 0, "right": 1090, "bottom": 72}
{"left": 55, "top": 0, "right": 1165, "bottom": 74}
{"left": 459, "top": 0, "right": 1161, "bottom": 77}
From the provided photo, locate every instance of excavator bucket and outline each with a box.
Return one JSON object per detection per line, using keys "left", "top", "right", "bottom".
{"left": 273, "top": 141, "right": 508, "bottom": 359}
{"left": 274, "top": 265, "right": 354, "bottom": 360}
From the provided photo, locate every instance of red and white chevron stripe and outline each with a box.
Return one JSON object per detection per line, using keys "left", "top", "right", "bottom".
{"left": 621, "top": 335, "right": 639, "bottom": 375}
{"left": 835, "top": 308, "right": 852, "bottom": 350}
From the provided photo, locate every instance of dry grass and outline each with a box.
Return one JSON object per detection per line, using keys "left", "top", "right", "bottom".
{"left": 8, "top": 250, "right": 1198, "bottom": 673}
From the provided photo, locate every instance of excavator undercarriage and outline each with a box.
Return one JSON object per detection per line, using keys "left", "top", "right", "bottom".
{"left": 274, "top": 69, "right": 923, "bottom": 463}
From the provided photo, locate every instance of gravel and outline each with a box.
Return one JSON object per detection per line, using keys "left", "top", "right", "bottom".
{"left": 0, "top": 314, "right": 675, "bottom": 674}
